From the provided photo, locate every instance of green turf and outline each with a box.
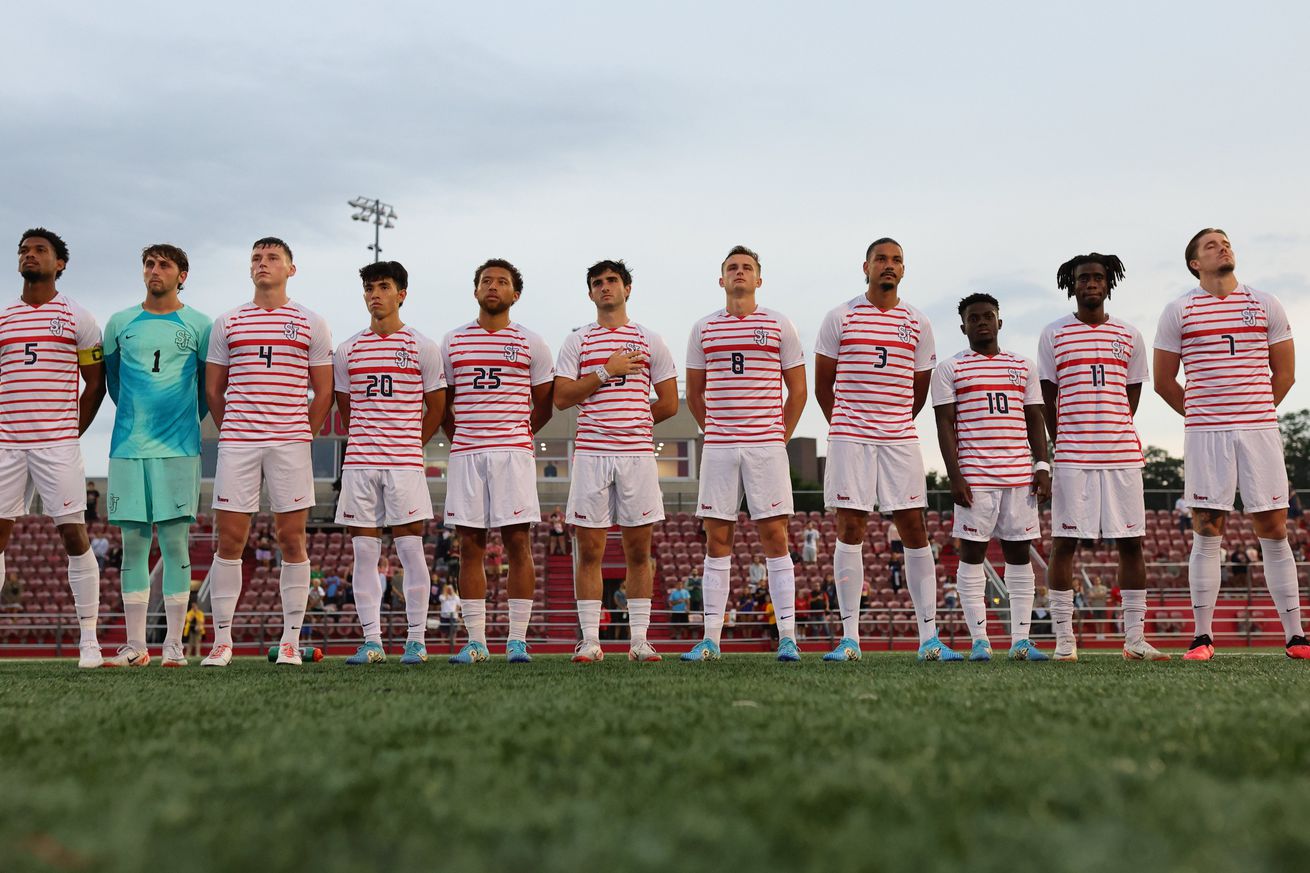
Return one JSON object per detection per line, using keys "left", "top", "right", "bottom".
{"left": 2, "top": 651, "right": 1309, "bottom": 873}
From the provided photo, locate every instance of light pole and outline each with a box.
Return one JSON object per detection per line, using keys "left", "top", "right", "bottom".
{"left": 348, "top": 197, "right": 397, "bottom": 263}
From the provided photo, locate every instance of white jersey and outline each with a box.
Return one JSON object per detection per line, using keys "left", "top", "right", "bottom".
{"left": 686, "top": 306, "right": 804, "bottom": 448}
{"left": 1154, "top": 284, "right": 1292, "bottom": 432}
{"left": 1037, "top": 314, "right": 1147, "bottom": 469}
{"left": 931, "top": 349, "right": 1041, "bottom": 490}
{"left": 0, "top": 293, "right": 102, "bottom": 447}
{"left": 334, "top": 326, "right": 446, "bottom": 470}
{"left": 814, "top": 295, "right": 936, "bottom": 445}
{"left": 442, "top": 321, "right": 554, "bottom": 455}
{"left": 207, "top": 301, "right": 333, "bottom": 446}
{"left": 556, "top": 321, "right": 677, "bottom": 455}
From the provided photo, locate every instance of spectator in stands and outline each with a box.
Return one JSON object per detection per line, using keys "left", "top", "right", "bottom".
{"left": 613, "top": 581, "right": 629, "bottom": 641}
{"left": 887, "top": 554, "right": 904, "bottom": 592}
{"left": 543, "top": 461, "right": 558, "bottom": 478}
{"left": 255, "top": 534, "right": 275, "bottom": 569}
{"left": 748, "top": 555, "right": 767, "bottom": 589}
{"left": 548, "top": 508, "right": 568, "bottom": 556}
{"left": 1088, "top": 577, "right": 1109, "bottom": 639}
{"left": 1175, "top": 497, "right": 1192, "bottom": 532}
{"left": 764, "top": 591, "right": 778, "bottom": 641}
{"left": 309, "top": 561, "right": 325, "bottom": 588}
{"left": 689, "top": 573, "right": 704, "bottom": 614}
{"left": 183, "top": 594, "right": 205, "bottom": 658}
{"left": 90, "top": 532, "right": 111, "bottom": 572}
{"left": 1229, "top": 546, "right": 1250, "bottom": 588}
{"left": 106, "top": 541, "right": 123, "bottom": 571}
{"left": 942, "top": 576, "right": 959, "bottom": 609}
{"left": 859, "top": 580, "right": 872, "bottom": 611}
{"left": 794, "top": 587, "right": 814, "bottom": 637}
{"left": 802, "top": 522, "right": 820, "bottom": 564}
{"left": 1, "top": 570, "right": 21, "bottom": 611}
{"left": 1032, "top": 588, "right": 1052, "bottom": 638}
{"left": 1289, "top": 490, "right": 1303, "bottom": 520}
{"left": 887, "top": 518, "right": 904, "bottom": 555}
{"left": 324, "top": 571, "right": 344, "bottom": 611}
{"left": 439, "top": 583, "right": 461, "bottom": 647}
{"left": 667, "top": 579, "right": 691, "bottom": 638}
{"left": 85, "top": 481, "right": 101, "bottom": 522}
{"left": 1072, "top": 577, "right": 1087, "bottom": 609}
{"left": 307, "top": 578, "right": 326, "bottom": 612}
{"left": 485, "top": 539, "right": 505, "bottom": 577}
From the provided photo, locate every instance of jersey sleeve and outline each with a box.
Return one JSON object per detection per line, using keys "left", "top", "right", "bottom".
{"left": 1126, "top": 325, "right": 1149, "bottom": 384}
{"left": 528, "top": 332, "right": 555, "bottom": 386}
{"left": 308, "top": 311, "right": 333, "bottom": 366}
{"left": 648, "top": 331, "right": 678, "bottom": 384}
{"left": 778, "top": 314, "right": 805, "bottom": 369}
{"left": 555, "top": 330, "right": 583, "bottom": 380}
{"left": 914, "top": 317, "right": 937, "bottom": 371}
{"left": 685, "top": 317, "right": 707, "bottom": 370}
{"left": 814, "top": 306, "right": 843, "bottom": 359}
{"left": 332, "top": 338, "right": 351, "bottom": 393}
{"left": 74, "top": 303, "right": 103, "bottom": 364}
{"left": 1036, "top": 325, "right": 1058, "bottom": 382}
{"left": 1264, "top": 292, "right": 1294, "bottom": 345}
{"left": 929, "top": 357, "right": 957, "bottom": 407}
{"left": 207, "top": 314, "right": 231, "bottom": 365}
{"left": 1153, "top": 296, "right": 1184, "bottom": 353}
{"left": 441, "top": 331, "right": 456, "bottom": 385}
{"left": 1022, "top": 358, "right": 1042, "bottom": 405}
{"left": 419, "top": 335, "right": 447, "bottom": 392}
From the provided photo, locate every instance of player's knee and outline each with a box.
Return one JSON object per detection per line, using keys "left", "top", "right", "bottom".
{"left": 1050, "top": 537, "right": 1077, "bottom": 559}
{"left": 56, "top": 523, "right": 90, "bottom": 555}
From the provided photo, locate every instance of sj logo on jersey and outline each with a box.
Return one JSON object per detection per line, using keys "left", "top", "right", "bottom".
{"left": 1110, "top": 340, "right": 1125, "bottom": 360}
{"left": 753, "top": 328, "right": 771, "bottom": 347}
{"left": 1241, "top": 308, "right": 1257, "bottom": 326}
{"left": 175, "top": 330, "right": 196, "bottom": 352}
{"left": 394, "top": 348, "right": 412, "bottom": 369}
{"left": 503, "top": 344, "right": 520, "bottom": 363}
{"left": 1007, "top": 368, "right": 1022, "bottom": 386}
{"left": 898, "top": 322, "right": 912, "bottom": 342}
{"left": 283, "top": 322, "right": 300, "bottom": 341}
{"left": 49, "top": 317, "right": 67, "bottom": 337}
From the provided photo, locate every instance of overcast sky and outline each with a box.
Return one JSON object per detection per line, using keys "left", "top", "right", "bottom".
{"left": 7, "top": 1, "right": 1309, "bottom": 476}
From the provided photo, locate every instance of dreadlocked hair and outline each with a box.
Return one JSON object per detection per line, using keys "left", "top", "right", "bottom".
{"left": 1056, "top": 253, "right": 1126, "bottom": 298}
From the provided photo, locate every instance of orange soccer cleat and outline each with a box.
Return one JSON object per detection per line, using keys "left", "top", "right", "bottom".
{"left": 1285, "top": 635, "right": 1310, "bottom": 660}
{"left": 1183, "top": 634, "right": 1215, "bottom": 661}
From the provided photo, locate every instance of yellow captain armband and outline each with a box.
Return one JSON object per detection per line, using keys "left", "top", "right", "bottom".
{"left": 78, "top": 346, "right": 104, "bottom": 365}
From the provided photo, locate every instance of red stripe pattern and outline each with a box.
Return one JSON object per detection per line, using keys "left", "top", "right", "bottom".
{"left": 442, "top": 321, "right": 554, "bottom": 455}
{"left": 931, "top": 350, "right": 1041, "bottom": 489}
{"left": 0, "top": 294, "right": 101, "bottom": 446}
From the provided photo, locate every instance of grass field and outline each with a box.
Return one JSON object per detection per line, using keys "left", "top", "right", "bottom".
{"left": 2, "top": 652, "right": 1309, "bottom": 873}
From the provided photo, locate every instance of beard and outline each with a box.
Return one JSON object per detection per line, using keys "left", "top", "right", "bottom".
{"left": 19, "top": 268, "right": 47, "bottom": 283}
{"left": 878, "top": 280, "right": 896, "bottom": 292}
{"left": 1217, "top": 263, "right": 1236, "bottom": 276}
{"left": 479, "top": 298, "right": 512, "bottom": 316}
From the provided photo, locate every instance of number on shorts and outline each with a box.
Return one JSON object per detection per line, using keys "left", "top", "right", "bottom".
{"left": 730, "top": 352, "right": 745, "bottom": 374}
{"left": 365, "top": 374, "right": 394, "bottom": 397}
{"left": 472, "top": 366, "right": 503, "bottom": 389}
{"left": 985, "top": 392, "right": 1010, "bottom": 414}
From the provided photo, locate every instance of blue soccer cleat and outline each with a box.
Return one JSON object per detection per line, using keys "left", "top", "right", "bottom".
{"left": 969, "top": 639, "right": 993, "bottom": 662}
{"left": 506, "top": 639, "right": 533, "bottom": 663}
{"left": 917, "top": 636, "right": 965, "bottom": 662}
{"left": 400, "top": 641, "right": 428, "bottom": 665}
{"left": 680, "top": 639, "right": 722, "bottom": 661}
{"left": 345, "top": 641, "right": 386, "bottom": 665}
{"left": 449, "top": 641, "right": 489, "bottom": 664}
{"left": 823, "top": 637, "right": 863, "bottom": 662}
{"left": 777, "top": 637, "right": 801, "bottom": 662}
{"left": 1009, "top": 639, "right": 1049, "bottom": 661}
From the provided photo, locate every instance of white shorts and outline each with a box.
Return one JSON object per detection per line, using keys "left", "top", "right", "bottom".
{"left": 1184, "top": 429, "right": 1289, "bottom": 513}
{"left": 696, "top": 445, "right": 792, "bottom": 521}
{"left": 824, "top": 440, "right": 927, "bottom": 512}
{"left": 0, "top": 443, "right": 86, "bottom": 519}
{"left": 335, "top": 467, "right": 434, "bottom": 527}
{"left": 952, "top": 487, "right": 1039, "bottom": 542}
{"left": 567, "top": 454, "right": 665, "bottom": 528}
{"left": 212, "top": 443, "right": 315, "bottom": 514}
{"left": 1051, "top": 466, "right": 1145, "bottom": 539}
{"left": 444, "top": 451, "right": 540, "bottom": 529}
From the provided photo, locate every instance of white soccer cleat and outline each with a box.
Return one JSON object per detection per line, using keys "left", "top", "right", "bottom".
{"left": 572, "top": 640, "right": 604, "bottom": 663}
{"left": 1052, "top": 639, "right": 1078, "bottom": 662}
{"left": 77, "top": 642, "right": 104, "bottom": 669}
{"left": 1123, "top": 638, "right": 1171, "bottom": 661}
{"left": 628, "top": 641, "right": 662, "bottom": 662}
{"left": 105, "top": 645, "right": 151, "bottom": 668}
{"left": 201, "top": 644, "right": 233, "bottom": 667}
{"left": 275, "top": 642, "right": 303, "bottom": 666}
{"left": 160, "top": 642, "right": 188, "bottom": 668}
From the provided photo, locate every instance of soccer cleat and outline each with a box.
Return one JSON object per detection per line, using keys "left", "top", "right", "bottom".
{"left": 77, "top": 642, "right": 104, "bottom": 669}
{"left": 1183, "top": 634, "right": 1215, "bottom": 661}
{"left": 628, "top": 641, "right": 662, "bottom": 662}
{"left": 275, "top": 642, "right": 303, "bottom": 666}
{"left": 105, "top": 645, "right": 151, "bottom": 668}
{"left": 160, "top": 642, "right": 188, "bottom": 667}
{"left": 1285, "top": 635, "right": 1310, "bottom": 659}
{"left": 680, "top": 639, "right": 722, "bottom": 661}
{"left": 1052, "top": 639, "right": 1078, "bottom": 662}
{"left": 572, "top": 640, "right": 604, "bottom": 663}
{"left": 449, "top": 641, "right": 489, "bottom": 664}
{"left": 1008, "top": 639, "right": 1049, "bottom": 661}
{"left": 822, "top": 637, "right": 862, "bottom": 662}
{"left": 345, "top": 641, "right": 387, "bottom": 665}
{"left": 916, "top": 636, "right": 964, "bottom": 662}
{"left": 201, "top": 644, "right": 233, "bottom": 667}
{"left": 506, "top": 639, "right": 532, "bottom": 663}
{"left": 777, "top": 637, "right": 801, "bottom": 661}
{"left": 400, "top": 641, "right": 428, "bottom": 665}
{"left": 969, "top": 639, "right": 993, "bottom": 662}
{"left": 1123, "top": 639, "right": 1171, "bottom": 661}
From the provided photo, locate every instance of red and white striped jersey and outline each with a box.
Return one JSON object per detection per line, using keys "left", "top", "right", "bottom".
{"left": 686, "top": 306, "right": 804, "bottom": 448}
{"left": 334, "top": 326, "right": 446, "bottom": 470}
{"left": 207, "top": 301, "right": 333, "bottom": 445}
{"left": 441, "top": 321, "right": 554, "bottom": 455}
{"left": 931, "top": 349, "right": 1041, "bottom": 490}
{"left": 0, "top": 294, "right": 102, "bottom": 447}
{"left": 556, "top": 321, "right": 677, "bottom": 455}
{"left": 1154, "top": 285, "right": 1292, "bottom": 431}
{"left": 1037, "top": 314, "right": 1147, "bottom": 469}
{"left": 814, "top": 295, "right": 936, "bottom": 445}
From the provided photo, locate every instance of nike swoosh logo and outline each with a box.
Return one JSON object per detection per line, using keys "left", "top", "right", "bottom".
{"left": 513, "top": 509, "right": 524, "bottom": 515}
{"left": 181, "top": 564, "right": 191, "bottom": 569}
{"left": 64, "top": 500, "right": 72, "bottom": 507}
{"left": 123, "top": 334, "right": 135, "bottom": 340}
{"left": 176, "top": 502, "right": 188, "bottom": 508}
{"left": 1025, "top": 526, "right": 1035, "bottom": 532}
{"left": 771, "top": 501, "right": 782, "bottom": 507}
{"left": 1287, "top": 608, "right": 1299, "bottom": 613}
{"left": 294, "top": 496, "right": 306, "bottom": 502}
{"left": 642, "top": 510, "right": 653, "bottom": 516}
{"left": 841, "top": 614, "right": 852, "bottom": 621}
{"left": 908, "top": 494, "right": 921, "bottom": 500}
{"left": 409, "top": 509, "right": 419, "bottom": 515}
{"left": 975, "top": 619, "right": 985, "bottom": 626}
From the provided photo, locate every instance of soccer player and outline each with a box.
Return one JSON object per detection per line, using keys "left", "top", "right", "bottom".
{"left": 0, "top": 229, "right": 106, "bottom": 668}
{"left": 202, "top": 238, "right": 334, "bottom": 667}
{"left": 442, "top": 259, "right": 554, "bottom": 664}
{"left": 1154, "top": 228, "right": 1308, "bottom": 660}
{"left": 682, "top": 245, "right": 806, "bottom": 662}
{"left": 933, "top": 293, "right": 1051, "bottom": 661}
{"left": 102, "top": 243, "right": 212, "bottom": 667}
{"left": 335, "top": 261, "right": 446, "bottom": 666}
{"left": 553, "top": 260, "right": 678, "bottom": 662}
{"left": 1039, "top": 252, "right": 1167, "bottom": 661}
{"left": 815, "top": 238, "right": 959, "bottom": 661}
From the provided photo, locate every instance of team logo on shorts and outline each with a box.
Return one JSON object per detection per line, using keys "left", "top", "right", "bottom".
{"left": 1110, "top": 340, "right": 1125, "bottom": 360}
{"left": 753, "top": 328, "right": 770, "bottom": 347}
{"left": 898, "top": 322, "right": 912, "bottom": 342}
{"left": 503, "top": 344, "right": 520, "bottom": 363}
{"left": 283, "top": 322, "right": 300, "bottom": 341}
{"left": 1241, "top": 308, "right": 1257, "bottom": 326}
{"left": 1007, "top": 368, "right": 1022, "bottom": 385}
{"left": 108, "top": 495, "right": 119, "bottom": 514}
{"left": 175, "top": 330, "right": 196, "bottom": 352}
{"left": 394, "top": 348, "right": 412, "bottom": 369}
{"left": 49, "top": 317, "right": 67, "bottom": 337}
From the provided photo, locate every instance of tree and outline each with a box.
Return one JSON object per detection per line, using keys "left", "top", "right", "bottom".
{"left": 1142, "top": 445, "right": 1184, "bottom": 510}
{"left": 1280, "top": 409, "right": 1310, "bottom": 488}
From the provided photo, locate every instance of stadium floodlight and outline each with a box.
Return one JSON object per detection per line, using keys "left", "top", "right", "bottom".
{"left": 347, "top": 196, "right": 398, "bottom": 263}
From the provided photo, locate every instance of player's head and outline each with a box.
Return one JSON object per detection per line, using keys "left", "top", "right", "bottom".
{"left": 473, "top": 258, "right": 523, "bottom": 315}
{"left": 958, "top": 292, "right": 1001, "bottom": 346}
{"left": 863, "top": 238, "right": 904, "bottom": 293}
{"left": 1185, "top": 227, "right": 1234, "bottom": 279}
{"left": 141, "top": 243, "right": 190, "bottom": 294}
{"left": 1055, "top": 252, "right": 1125, "bottom": 307}
{"left": 359, "top": 260, "right": 408, "bottom": 319}
{"left": 250, "top": 237, "right": 296, "bottom": 288}
{"left": 719, "top": 245, "right": 762, "bottom": 295}
{"left": 18, "top": 228, "right": 68, "bottom": 281}
{"left": 586, "top": 259, "right": 632, "bottom": 311}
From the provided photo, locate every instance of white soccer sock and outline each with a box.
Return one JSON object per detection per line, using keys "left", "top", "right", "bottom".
{"left": 1260, "top": 537, "right": 1304, "bottom": 640}
{"left": 123, "top": 589, "right": 149, "bottom": 650}
{"left": 163, "top": 592, "right": 188, "bottom": 647}
{"left": 1006, "top": 562, "right": 1036, "bottom": 644}
{"left": 208, "top": 556, "right": 243, "bottom": 648}
{"left": 577, "top": 599, "right": 602, "bottom": 643}
{"left": 351, "top": 536, "right": 384, "bottom": 644}
{"left": 1049, "top": 588, "right": 1075, "bottom": 647}
{"left": 0, "top": 551, "right": 6, "bottom": 600}
{"left": 702, "top": 555, "right": 732, "bottom": 646}
{"left": 1121, "top": 589, "right": 1147, "bottom": 645}
{"left": 68, "top": 549, "right": 100, "bottom": 645}
{"left": 833, "top": 540, "right": 864, "bottom": 641}
{"left": 395, "top": 535, "right": 430, "bottom": 644}
{"left": 957, "top": 561, "right": 989, "bottom": 642}
{"left": 766, "top": 555, "right": 797, "bottom": 641}
{"left": 1189, "top": 534, "right": 1222, "bottom": 638}
{"left": 904, "top": 546, "right": 939, "bottom": 644}
{"left": 278, "top": 559, "right": 310, "bottom": 646}
{"left": 507, "top": 598, "right": 533, "bottom": 642}
{"left": 462, "top": 599, "right": 487, "bottom": 646}
{"left": 628, "top": 598, "right": 651, "bottom": 644}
